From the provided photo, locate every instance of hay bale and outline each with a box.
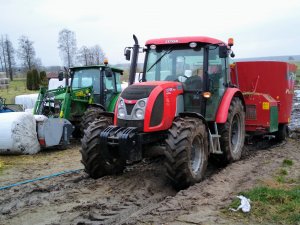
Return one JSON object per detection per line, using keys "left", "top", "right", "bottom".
{"left": 0, "top": 112, "right": 40, "bottom": 154}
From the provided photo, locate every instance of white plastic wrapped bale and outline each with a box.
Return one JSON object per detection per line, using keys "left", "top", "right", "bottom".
{"left": 0, "top": 112, "right": 40, "bottom": 154}
{"left": 48, "top": 78, "right": 71, "bottom": 90}
{"left": 15, "top": 93, "right": 38, "bottom": 110}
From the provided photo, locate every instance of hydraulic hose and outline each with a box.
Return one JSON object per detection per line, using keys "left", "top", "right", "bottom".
{"left": 0, "top": 169, "right": 82, "bottom": 191}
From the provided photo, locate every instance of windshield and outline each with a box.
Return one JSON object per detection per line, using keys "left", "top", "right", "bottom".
{"left": 72, "top": 68, "right": 100, "bottom": 93}
{"left": 145, "top": 46, "right": 204, "bottom": 82}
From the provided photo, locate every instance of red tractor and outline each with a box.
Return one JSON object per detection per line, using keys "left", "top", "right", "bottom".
{"left": 80, "top": 35, "right": 296, "bottom": 189}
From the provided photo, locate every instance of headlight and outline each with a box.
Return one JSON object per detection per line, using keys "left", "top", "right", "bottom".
{"left": 118, "top": 108, "right": 126, "bottom": 119}
{"left": 135, "top": 108, "right": 144, "bottom": 119}
{"left": 138, "top": 100, "right": 146, "bottom": 107}
{"left": 119, "top": 99, "right": 125, "bottom": 107}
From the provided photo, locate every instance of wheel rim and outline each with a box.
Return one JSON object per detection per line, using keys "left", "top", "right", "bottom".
{"left": 190, "top": 136, "right": 203, "bottom": 175}
{"left": 231, "top": 114, "right": 242, "bottom": 153}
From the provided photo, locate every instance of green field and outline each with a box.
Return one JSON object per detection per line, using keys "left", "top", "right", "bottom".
{"left": 0, "top": 78, "right": 38, "bottom": 104}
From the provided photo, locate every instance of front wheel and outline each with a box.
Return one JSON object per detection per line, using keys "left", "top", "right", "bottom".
{"left": 164, "top": 117, "right": 208, "bottom": 190}
{"left": 80, "top": 117, "right": 125, "bottom": 178}
{"left": 80, "top": 107, "right": 104, "bottom": 133}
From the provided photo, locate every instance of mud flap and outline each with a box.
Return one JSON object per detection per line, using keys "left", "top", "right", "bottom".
{"left": 100, "top": 126, "right": 142, "bottom": 162}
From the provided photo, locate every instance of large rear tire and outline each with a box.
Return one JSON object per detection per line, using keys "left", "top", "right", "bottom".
{"left": 80, "top": 107, "right": 104, "bottom": 133}
{"left": 217, "top": 97, "right": 245, "bottom": 165}
{"left": 164, "top": 117, "right": 208, "bottom": 190}
{"left": 80, "top": 117, "right": 125, "bottom": 178}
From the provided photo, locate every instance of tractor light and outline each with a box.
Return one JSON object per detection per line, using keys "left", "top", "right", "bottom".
{"left": 189, "top": 42, "right": 197, "bottom": 48}
{"left": 119, "top": 98, "right": 125, "bottom": 107}
{"left": 134, "top": 108, "right": 144, "bottom": 120}
{"left": 228, "top": 38, "right": 234, "bottom": 47}
{"left": 138, "top": 99, "right": 146, "bottom": 107}
{"left": 104, "top": 58, "right": 108, "bottom": 65}
{"left": 202, "top": 92, "right": 212, "bottom": 98}
{"left": 118, "top": 108, "right": 126, "bottom": 119}
{"left": 150, "top": 45, "right": 156, "bottom": 50}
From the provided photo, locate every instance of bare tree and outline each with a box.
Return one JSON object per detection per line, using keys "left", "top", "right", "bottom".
{"left": 0, "top": 35, "right": 16, "bottom": 80}
{"left": 58, "top": 29, "right": 77, "bottom": 68}
{"left": 0, "top": 36, "right": 8, "bottom": 76}
{"left": 18, "top": 36, "right": 36, "bottom": 71}
{"left": 91, "top": 45, "right": 105, "bottom": 65}
{"left": 0, "top": 53, "right": 4, "bottom": 72}
{"left": 4, "top": 36, "right": 16, "bottom": 80}
{"left": 77, "top": 44, "right": 105, "bottom": 66}
{"left": 77, "top": 45, "right": 90, "bottom": 66}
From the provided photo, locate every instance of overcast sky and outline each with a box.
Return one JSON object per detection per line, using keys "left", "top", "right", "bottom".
{"left": 1, "top": 0, "right": 300, "bottom": 66}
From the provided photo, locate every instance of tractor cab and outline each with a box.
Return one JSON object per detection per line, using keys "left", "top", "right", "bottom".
{"left": 142, "top": 38, "right": 231, "bottom": 121}
{"left": 69, "top": 64, "right": 123, "bottom": 110}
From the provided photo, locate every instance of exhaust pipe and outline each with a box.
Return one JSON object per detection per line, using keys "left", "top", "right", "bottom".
{"left": 128, "top": 35, "right": 139, "bottom": 85}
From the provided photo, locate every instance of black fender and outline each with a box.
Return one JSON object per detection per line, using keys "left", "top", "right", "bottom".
{"left": 88, "top": 103, "right": 106, "bottom": 111}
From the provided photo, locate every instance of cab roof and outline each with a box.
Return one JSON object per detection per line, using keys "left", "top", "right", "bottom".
{"left": 69, "top": 64, "right": 123, "bottom": 73}
{"left": 145, "top": 36, "right": 225, "bottom": 46}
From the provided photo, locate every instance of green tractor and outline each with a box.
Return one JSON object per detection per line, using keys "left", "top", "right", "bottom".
{"left": 33, "top": 63, "right": 124, "bottom": 137}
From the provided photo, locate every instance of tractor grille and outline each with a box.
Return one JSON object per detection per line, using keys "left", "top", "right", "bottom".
{"left": 246, "top": 105, "right": 257, "bottom": 120}
{"left": 117, "top": 119, "right": 144, "bottom": 131}
{"left": 121, "top": 85, "right": 156, "bottom": 100}
{"left": 125, "top": 103, "right": 135, "bottom": 115}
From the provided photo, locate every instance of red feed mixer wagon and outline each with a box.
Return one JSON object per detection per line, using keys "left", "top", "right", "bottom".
{"left": 231, "top": 61, "right": 297, "bottom": 140}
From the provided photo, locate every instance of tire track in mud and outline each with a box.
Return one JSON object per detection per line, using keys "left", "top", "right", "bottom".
{"left": 0, "top": 158, "right": 177, "bottom": 225}
{"left": 1, "top": 139, "right": 299, "bottom": 225}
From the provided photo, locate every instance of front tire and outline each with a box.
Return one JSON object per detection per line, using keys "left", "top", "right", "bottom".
{"left": 80, "top": 107, "right": 104, "bottom": 133}
{"left": 165, "top": 117, "right": 208, "bottom": 190}
{"left": 218, "top": 97, "right": 245, "bottom": 165}
{"left": 80, "top": 117, "right": 125, "bottom": 178}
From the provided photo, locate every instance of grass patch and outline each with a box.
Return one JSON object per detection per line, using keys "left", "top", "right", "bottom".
{"left": 0, "top": 78, "right": 38, "bottom": 104}
{"left": 224, "top": 158, "right": 300, "bottom": 224}
{"left": 283, "top": 159, "right": 293, "bottom": 167}
{"left": 226, "top": 185, "right": 300, "bottom": 224}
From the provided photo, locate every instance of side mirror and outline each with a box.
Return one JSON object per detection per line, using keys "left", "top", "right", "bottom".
{"left": 58, "top": 71, "right": 64, "bottom": 81}
{"left": 219, "top": 46, "right": 228, "bottom": 58}
{"left": 125, "top": 49, "right": 131, "bottom": 61}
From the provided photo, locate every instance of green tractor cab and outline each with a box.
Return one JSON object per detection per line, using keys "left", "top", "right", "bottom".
{"left": 33, "top": 64, "right": 124, "bottom": 138}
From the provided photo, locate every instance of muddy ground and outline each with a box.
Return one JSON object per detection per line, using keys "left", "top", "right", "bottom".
{"left": 0, "top": 136, "right": 299, "bottom": 225}
{"left": 0, "top": 90, "right": 299, "bottom": 225}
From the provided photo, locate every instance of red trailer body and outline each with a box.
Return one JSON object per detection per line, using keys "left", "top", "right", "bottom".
{"left": 231, "top": 61, "right": 297, "bottom": 134}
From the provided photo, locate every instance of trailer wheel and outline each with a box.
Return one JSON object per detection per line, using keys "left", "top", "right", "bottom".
{"left": 165, "top": 117, "right": 208, "bottom": 190}
{"left": 80, "top": 107, "right": 104, "bottom": 133}
{"left": 275, "top": 124, "right": 288, "bottom": 142}
{"left": 80, "top": 117, "right": 125, "bottom": 178}
{"left": 217, "top": 97, "right": 245, "bottom": 165}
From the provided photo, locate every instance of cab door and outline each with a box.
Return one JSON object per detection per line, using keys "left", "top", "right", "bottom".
{"left": 205, "top": 46, "right": 227, "bottom": 121}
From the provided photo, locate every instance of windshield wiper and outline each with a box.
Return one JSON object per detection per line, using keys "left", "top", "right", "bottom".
{"left": 147, "top": 46, "right": 173, "bottom": 72}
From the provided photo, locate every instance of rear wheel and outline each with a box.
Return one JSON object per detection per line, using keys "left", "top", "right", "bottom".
{"left": 80, "top": 107, "right": 104, "bottom": 133}
{"left": 80, "top": 117, "right": 125, "bottom": 178}
{"left": 217, "top": 97, "right": 245, "bottom": 165}
{"left": 275, "top": 124, "right": 288, "bottom": 141}
{"left": 164, "top": 117, "right": 208, "bottom": 190}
